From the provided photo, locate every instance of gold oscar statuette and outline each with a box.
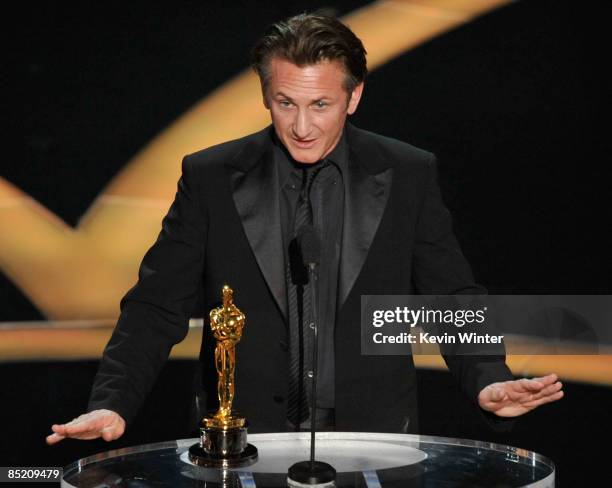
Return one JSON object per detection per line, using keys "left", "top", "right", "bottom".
{"left": 189, "top": 285, "right": 258, "bottom": 468}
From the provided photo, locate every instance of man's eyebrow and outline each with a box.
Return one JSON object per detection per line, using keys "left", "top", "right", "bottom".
{"left": 275, "top": 92, "right": 294, "bottom": 101}
{"left": 274, "top": 92, "right": 332, "bottom": 103}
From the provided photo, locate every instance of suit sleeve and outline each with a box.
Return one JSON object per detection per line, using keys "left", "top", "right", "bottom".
{"left": 87, "top": 155, "right": 207, "bottom": 427}
{"left": 412, "top": 154, "right": 515, "bottom": 429}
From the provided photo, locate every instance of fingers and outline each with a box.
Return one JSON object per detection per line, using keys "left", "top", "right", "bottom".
{"left": 505, "top": 380, "right": 563, "bottom": 411}
{"left": 541, "top": 380, "right": 563, "bottom": 396}
{"left": 530, "top": 373, "right": 558, "bottom": 386}
{"left": 519, "top": 378, "right": 563, "bottom": 397}
{"left": 523, "top": 389, "right": 564, "bottom": 409}
{"left": 45, "top": 432, "right": 66, "bottom": 445}
{"left": 512, "top": 374, "right": 559, "bottom": 394}
{"left": 526, "top": 381, "right": 563, "bottom": 403}
{"left": 47, "top": 410, "right": 125, "bottom": 444}
{"left": 520, "top": 378, "right": 546, "bottom": 392}
{"left": 51, "top": 420, "right": 120, "bottom": 441}
{"left": 51, "top": 416, "right": 98, "bottom": 437}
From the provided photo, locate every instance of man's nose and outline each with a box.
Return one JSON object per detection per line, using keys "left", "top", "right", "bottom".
{"left": 293, "top": 108, "right": 312, "bottom": 139}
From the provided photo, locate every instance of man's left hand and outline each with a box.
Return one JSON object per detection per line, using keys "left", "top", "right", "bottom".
{"left": 478, "top": 373, "right": 564, "bottom": 417}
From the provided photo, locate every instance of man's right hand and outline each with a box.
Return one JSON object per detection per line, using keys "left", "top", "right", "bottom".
{"left": 46, "top": 409, "right": 126, "bottom": 445}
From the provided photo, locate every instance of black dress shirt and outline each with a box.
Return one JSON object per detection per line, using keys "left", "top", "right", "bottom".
{"left": 274, "top": 129, "right": 347, "bottom": 423}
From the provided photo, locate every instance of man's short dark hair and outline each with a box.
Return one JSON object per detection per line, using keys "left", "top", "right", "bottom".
{"left": 251, "top": 13, "right": 368, "bottom": 94}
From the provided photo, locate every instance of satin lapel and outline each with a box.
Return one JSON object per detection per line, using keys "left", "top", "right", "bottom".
{"left": 227, "top": 128, "right": 287, "bottom": 322}
{"left": 338, "top": 125, "right": 394, "bottom": 310}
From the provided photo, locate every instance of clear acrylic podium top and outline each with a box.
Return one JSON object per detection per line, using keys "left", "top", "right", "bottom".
{"left": 62, "top": 432, "right": 555, "bottom": 487}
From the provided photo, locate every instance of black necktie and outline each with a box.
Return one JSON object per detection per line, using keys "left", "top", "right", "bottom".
{"left": 286, "top": 161, "right": 328, "bottom": 428}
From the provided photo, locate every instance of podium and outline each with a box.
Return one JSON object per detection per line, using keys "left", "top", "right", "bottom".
{"left": 62, "top": 432, "right": 554, "bottom": 487}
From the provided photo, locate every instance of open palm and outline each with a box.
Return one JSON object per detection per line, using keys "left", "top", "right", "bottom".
{"left": 478, "top": 373, "right": 564, "bottom": 417}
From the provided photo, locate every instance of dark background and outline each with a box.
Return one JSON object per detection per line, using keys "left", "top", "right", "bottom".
{"left": 5, "top": 0, "right": 611, "bottom": 486}
{"left": 8, "top": 0, "right": 611, "bottom": 319}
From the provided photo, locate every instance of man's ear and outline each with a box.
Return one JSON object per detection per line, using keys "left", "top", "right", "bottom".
{"left": 346, "top": 81, "right": 364, "bottom": 115}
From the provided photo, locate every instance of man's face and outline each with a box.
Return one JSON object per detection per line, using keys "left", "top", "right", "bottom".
{"left": 262, "top": 57, "right": 364, "bottom": 164}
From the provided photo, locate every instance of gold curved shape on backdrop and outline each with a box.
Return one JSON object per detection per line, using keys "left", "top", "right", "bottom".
{"left": 1, "top": 321, "right": 612, "bottom": 386}
{"left": 0, "top": 0, "right": 512, "bottom": 319}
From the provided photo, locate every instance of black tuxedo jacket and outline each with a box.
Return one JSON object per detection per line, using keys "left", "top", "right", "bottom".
{"left": 88, "top": 123, "right": 513, "bottom": 433}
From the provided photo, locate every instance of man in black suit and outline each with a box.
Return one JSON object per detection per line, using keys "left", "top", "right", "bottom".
{"left": 47, "top": 13, "right": 563, "bottom": 445}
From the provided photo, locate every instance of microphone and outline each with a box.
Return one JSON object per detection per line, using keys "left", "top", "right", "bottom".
{"left": 288, "top": 226, "right": 336, "bottom": 486}
{"left": 297, "top": 225, "right": 320, "bottom": 267}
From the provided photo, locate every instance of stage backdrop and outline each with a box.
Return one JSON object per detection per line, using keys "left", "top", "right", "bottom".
{"left": 6, "top": 0, "right": 609, "bottom": 321}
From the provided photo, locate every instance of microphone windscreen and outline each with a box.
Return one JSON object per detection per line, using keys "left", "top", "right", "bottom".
{"left": 297, "top": 225, "right": 320, "bottom": 265}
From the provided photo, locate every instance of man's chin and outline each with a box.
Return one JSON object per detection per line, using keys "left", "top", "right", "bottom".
{"left": 287, "top": 148, "right": 321, "bottom": 165}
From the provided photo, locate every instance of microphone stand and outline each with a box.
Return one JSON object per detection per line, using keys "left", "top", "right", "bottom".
{"left": 288, "top": 246, "right": 336, "bottom": 486}
{"left": 308, "top": 262, "right": 319, "bottom": 471}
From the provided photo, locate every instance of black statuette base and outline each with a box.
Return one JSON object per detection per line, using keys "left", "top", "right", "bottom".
{"left": 188, "top": 426, "right": 258, "bottom": 468}
{"left": 188, "top": 442, "right": 258, "bottom": 468}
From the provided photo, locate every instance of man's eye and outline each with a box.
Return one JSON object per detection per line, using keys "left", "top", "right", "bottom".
{"left": 314, "top": 101, "right": 328, "bottom": 108}
{"left": 279, "top": 100, "right": 292, "bottom": 107}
